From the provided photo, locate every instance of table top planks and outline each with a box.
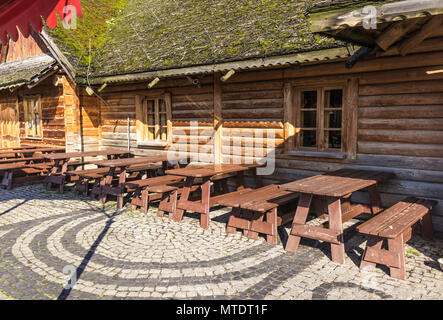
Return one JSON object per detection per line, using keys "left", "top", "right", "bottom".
{"left": 89, "top": 154, "right": 187, "bottom": 168}
{"left": 43, "top": 149, "right": 132, "bottom": 160}
{"left": 165, "top": 164, "right": 250, "bottom": 178}
{"left": 0, "top": 147, "right": 65, "bottom": 157}
{"left": 279, "top": 169, "right": 394, "bottom": 197}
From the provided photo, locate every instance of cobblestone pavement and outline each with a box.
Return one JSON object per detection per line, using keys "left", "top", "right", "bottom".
{"left": 0, "top": 184, "right": 441, "bottom": 300}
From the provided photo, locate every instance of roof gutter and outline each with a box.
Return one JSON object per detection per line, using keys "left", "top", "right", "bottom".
{"left": 78, "top": 47, "right": 351, "bottom": 86}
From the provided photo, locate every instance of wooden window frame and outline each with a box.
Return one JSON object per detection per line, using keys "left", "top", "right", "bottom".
{"left": 136, "top": 93, "right": 172, "bottom": 148}
{"left": 295, "top": 85, "right": 345, "bottom": 152}
{"left": 23, "top": 95, "right": 43, "bottom": 140}
{"left": 284, "top": 79, "right": 358, "bottom": 159}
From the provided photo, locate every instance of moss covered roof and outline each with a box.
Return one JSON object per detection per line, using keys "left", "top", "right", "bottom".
{"left": 0, "top": 54, "right": 57, "bottom": 91}
{"left": 46, "top": 0, "right": 344, "bottom": 82}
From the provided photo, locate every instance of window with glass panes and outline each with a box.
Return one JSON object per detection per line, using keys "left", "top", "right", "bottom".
{"left": 295, "top": 87, "right": 344, "bottom": 151}
{"left": 144, "top": 98, "right": 168, "bottom": 141}
{"left": 24, "top": 96, "right": 43, "bottom": 139}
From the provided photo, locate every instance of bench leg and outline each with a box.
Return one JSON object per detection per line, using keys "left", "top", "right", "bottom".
{"left": 200, "top": 179, "right": 211, "bottom": 229}
{"left": 360, "top": 236, "right": 384, "bottom": 270}
{"left": 286, "top": 193, "right": 312, "bottom": 253}
{"left": 226, "top": 208, "right": 241, "bottom": 234}
{"left": 7, "top": 171, "right": 13, "bottom": 190}
{"left": 174, "top": 177, "right": 194, "bottom": 222}
{"left": 2, "top": 171, "right": 11, "bottom": 189}
{"left": 142, "top": 189, "right": 150, "bottom": 214}
{"left": 420, "top": 212, "right": 434, "bottom": 241}
{"left": 59, "top": 177, "right": 65, "bottom": 194}
{"left": 388, "top": 234, "right": 406, "bottom": 280}
{"left": 368, "top": 185, "right": 383, "bottom": 214}
{"left": 98, "top": 179, "right": 107, "bottom": 203}
{"left": 266, "top": 208, "right": 278, "bottom": 244}
{"left": 158, "top": 190, "right": 178, "bottom": 218}
{"left": 247, "top": 212, "right": 263, "bottom": 240}
{"left": 130, "top": 188, "right": 142, "bottom": 211}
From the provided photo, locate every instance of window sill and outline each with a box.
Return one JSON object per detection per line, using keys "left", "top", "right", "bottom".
{"left": 284, "top": 150, "right": 347, "bottom": 160}
{"left": 25, "top": 137, "right": 43, "bottom": 141}
{"left": 137, "top": 141, "right": 169, "bottom": 149}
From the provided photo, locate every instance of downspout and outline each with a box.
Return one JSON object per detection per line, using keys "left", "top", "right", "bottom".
{"left": 345, "top": 47, "right": 373, "bottom": 69}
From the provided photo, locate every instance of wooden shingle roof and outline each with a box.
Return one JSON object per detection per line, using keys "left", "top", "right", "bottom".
{"left": 45, "top": 0, "right": 344, "bottom": 83}
{"left": 0, "top": 53, "right": 57, "bottom": 91}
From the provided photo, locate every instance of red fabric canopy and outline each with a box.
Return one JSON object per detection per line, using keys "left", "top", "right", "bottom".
{"left": 0, "top": 0, "right": 82, "bottom": 44}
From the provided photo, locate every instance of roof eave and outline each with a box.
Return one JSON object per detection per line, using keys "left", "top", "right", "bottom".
{"left": 79, "top": 47, "right": 351, "bottom": 86}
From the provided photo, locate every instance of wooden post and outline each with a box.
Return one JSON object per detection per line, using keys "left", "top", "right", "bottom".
{"left": 345, "top": 77, "right": 358, "bottom": 159}
{"left": 283, "top": 82, "right": 295, "bottom": 153}
{"left": 213, "top": 72, "right": 223, "bottom": 164}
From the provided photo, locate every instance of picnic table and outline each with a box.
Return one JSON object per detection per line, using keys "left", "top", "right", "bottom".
{"left": 165, "top": 163, "right": 263, "bottom": 229}
{"left": 89, "top": 154, "right": 189, "bottom": 209}
{"left": 0, "top": 162, "right": 51, "bottom": 189}
{"left": 279, "top": 169, "right": 394, "bottom": 264}
{"left": 41, "top": 149, "right": 132, "bottom": 193}
{"left": 0, "top": 146, "right": 65, "bottom": 159}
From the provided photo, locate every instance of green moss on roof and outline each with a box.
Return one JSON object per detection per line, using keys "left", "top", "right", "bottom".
{"left": 46, "top": 0, "right": 343, "bottom": 81}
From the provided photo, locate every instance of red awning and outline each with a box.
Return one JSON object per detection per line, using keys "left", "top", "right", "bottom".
{"left": 0, "top": 0, "right": 82, "bottom": 44}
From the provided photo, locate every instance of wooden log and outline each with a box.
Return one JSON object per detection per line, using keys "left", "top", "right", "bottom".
{"left": 358, "top": 118, "right": 443, "bottom": 131}
{"left": 358, "top": 142, "right": 443, "bottom": 158}
{"left": 358, "top": 129, "right": 443, "bottom": 145}
{"left": 359, "top": 80, "right": 443, "bottom": 96}
{"left": 359, "top": 105, "right": 443, "bottom": 119}
{"left": 359, "top": 93, "right": 443, "bottom": 107}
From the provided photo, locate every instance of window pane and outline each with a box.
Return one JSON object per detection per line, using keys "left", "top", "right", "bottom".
{"left": 301, "top": 130, "right": 316, "bottom": 148}
{"left": 302, "top": 91, "right": 317, "bottom": 109}
{"left": 325, "top": 110, "right": 342, "bottom": 129}
{"left": 158, "top": 99, "right": 166, "bottom": 113}
{"left": 325, "top": 130, "right": 341, "bottom": 149}
{"left": 147, "top": 113, "right": 155, "bottom": 126}
{"left": 148, "top": 127, "right": 154, "bottom": 140}
{"left": 159, "top": 113, "right": 168, "bottom": 126}
{"left": 160, "top": 126, "right": 167, "bottom": 140}
{"left": 301, "top": 110, "right": 316, "bottom": 128}
{"left": 325, "top": 89, "right": 343, "bottom": 108}
{"left": 147, "top": 100, "right": 155, "bottom": 113}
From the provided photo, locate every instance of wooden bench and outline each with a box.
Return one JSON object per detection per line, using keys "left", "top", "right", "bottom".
{"left": 357, "top": 197, "right": 436, "bottom": 280}
{"left": 65, "top": 168, "right": 111, "bottom": 196}
{"left": 125, "top": 175, "right": 186, "bottom": 214}
{"left": 94, "top": 164, "right": 162, "bottom": 206}
{"left": 0, "top": 163, "right": 51, "bottom": 189}
{"left": 218, "top": 184, "right": 299, "bottom": 244}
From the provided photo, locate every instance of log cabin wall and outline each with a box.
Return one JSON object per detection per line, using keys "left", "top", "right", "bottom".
{"left": 99, "top": 76, "right": 215, "bottom": 161}
{"left": 93, "top": 47, "right": 443, "bottom": 234}
{"left": 0, "top": 92, "right": 20, "bottom": 148}
{"left": 4, "top": 32, "right": 48, "bottom": 63}
{"left": 77, "top": 88, "right": 101, "bottom": 152}
{"left": 15, "top": 77, "right": 66, "bottom": 146}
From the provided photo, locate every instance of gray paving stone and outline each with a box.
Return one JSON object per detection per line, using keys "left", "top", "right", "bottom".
{"left": 0, "top": 184, "right": 440, "bottom": 300}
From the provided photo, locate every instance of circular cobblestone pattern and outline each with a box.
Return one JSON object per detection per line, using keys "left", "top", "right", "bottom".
{"left": 0, "top": 184, "right": 441, "bottom": 300}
